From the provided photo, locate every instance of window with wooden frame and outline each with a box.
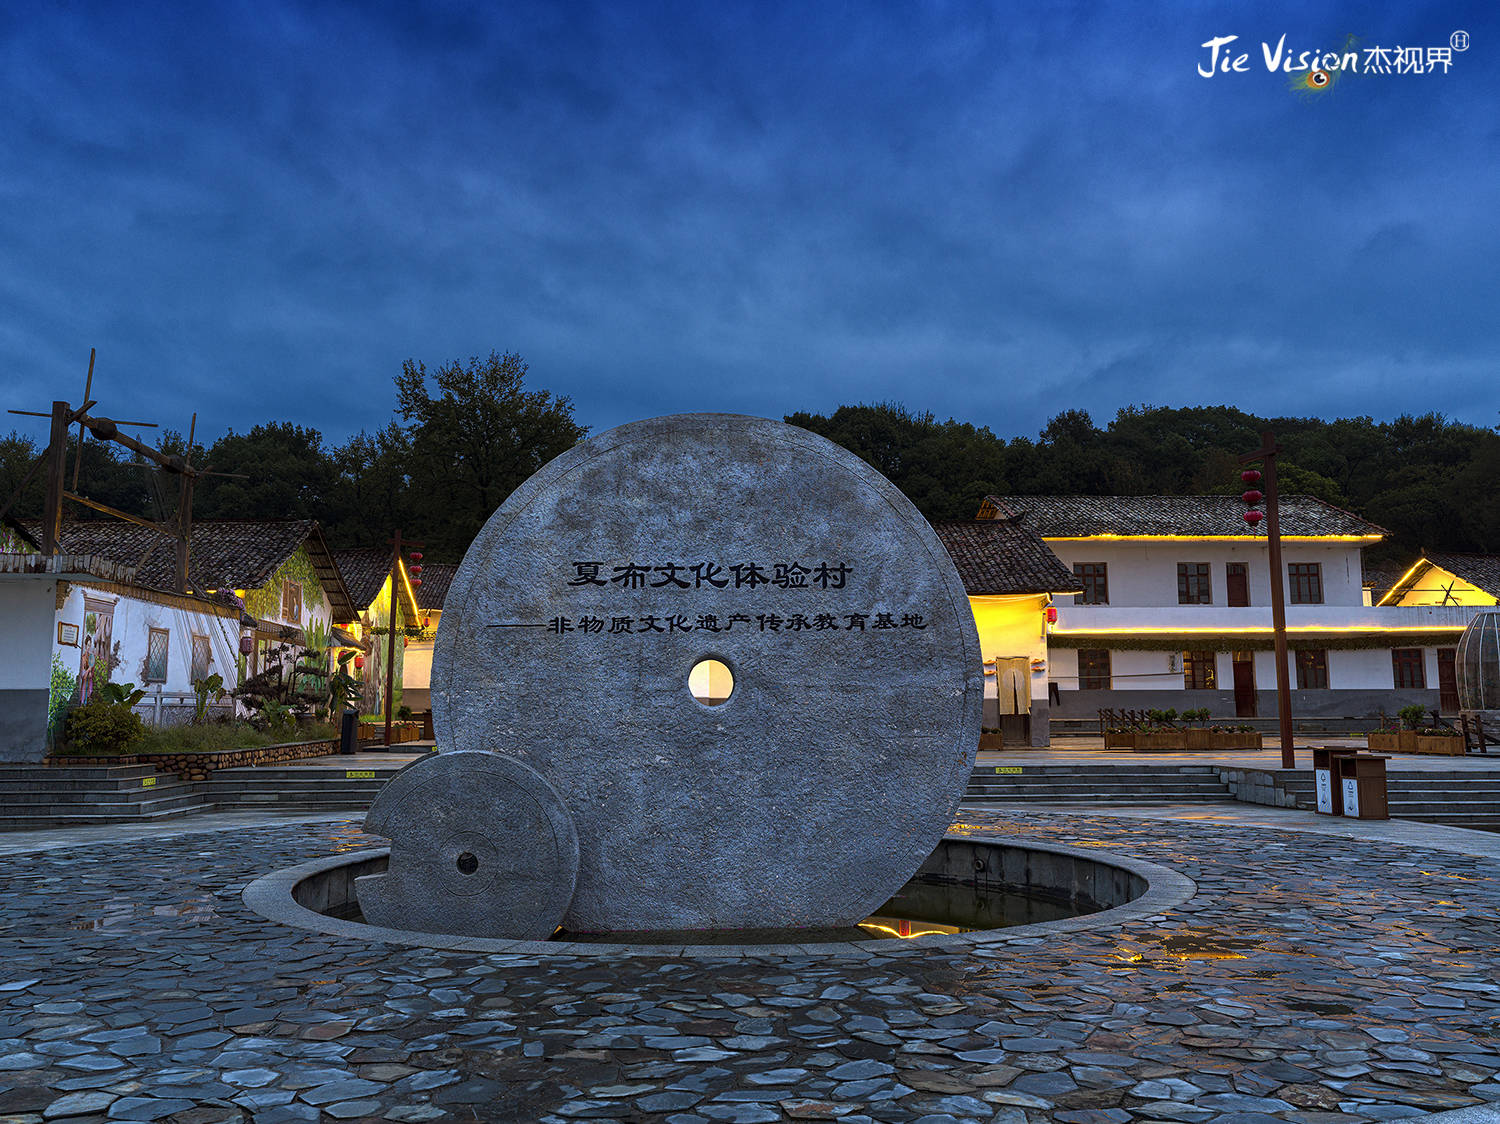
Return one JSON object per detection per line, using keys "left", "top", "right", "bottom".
{"left": 1295, "top": 649, "right": 1329, "bottom": 689}
{"left": 1288, "top": 562, "right": 1323, "bottom": 604}
{"left": 281, "top": 579, "right": 304, "bottom": 623}
{"left": 1392, "top": 648, "right": 1426, "bottom": 689}
{"left": 1073, "top": 563, "right": 1109, "bottom": 605}
{"left": 190, "top": 633, "right": 212, "bottom": 683}
{"left": 1182, "top": 650, "right": 1217, "bottom": 689}
{"left": 1077, "top": 649, "right": 1111, "bottom": 690}
{"left": 1177, "top": 562, "right": 1212, "bottom": 604}
{"left": 145, "top": 627, "right": 170, "bottom": 683}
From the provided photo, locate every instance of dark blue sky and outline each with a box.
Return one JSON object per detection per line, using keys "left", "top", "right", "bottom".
{"left": 3, "top": 1, "right": 1497, "bottom": 448}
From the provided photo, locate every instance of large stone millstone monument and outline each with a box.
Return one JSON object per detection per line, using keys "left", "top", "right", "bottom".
{"left": 360, "top": 413, "right": 982, "bottom": 938}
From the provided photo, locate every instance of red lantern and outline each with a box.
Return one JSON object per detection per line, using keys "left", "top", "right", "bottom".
{"left": 412, "top": 578, "right": 422, "bottom": 587}
{"left": 423, "top": 618, "right": 431, "bottom": 628}
{"left": 1045, "top": 605, "right": 1058, "bottom": 623}
{"left": 409, "top": 552, "right": 423, "bottom": 562}
{"left": 354, "top": 655, "right": 365, "bottom": 670}
{"left": 410, "top": 565, "right": 423, "bottom": 576}
{"left": 239, "top": 634, "right": 254, "bottom": 655}
{"left": 1243, "top": 510, "right": 1265, "bottom": 525}
{"left": 1242, "top": 489, "right": 1264, "bottom": 505}
{"left": 1241, "top": 469, "right": 1262, "bottom": 484}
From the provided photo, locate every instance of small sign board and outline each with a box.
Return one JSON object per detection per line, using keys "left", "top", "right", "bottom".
{"left": 57, "top": 622, "right": 80, "bottom": 646}
{"left": 992, "top": 766, "right": 1023, "bottom": 774}
{"left": 141, "top": 777, "right": 156, "bottom": 788}
{"left": 346, "top": 770, "right": 376, "bottom": 779}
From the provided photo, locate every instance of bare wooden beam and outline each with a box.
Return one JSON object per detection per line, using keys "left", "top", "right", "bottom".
{"left": 62, "top": 491, "right": 174, "bottom": 536}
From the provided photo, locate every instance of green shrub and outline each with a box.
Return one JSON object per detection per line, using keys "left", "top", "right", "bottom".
{"left": 63, "top": 702, "right": 146, "bottom": 756}
{"left": 1398, "top": 704, "right": 1428, "bottom": 730}
{"left": 134, "top": 720, "right": 339, "bottom": 755}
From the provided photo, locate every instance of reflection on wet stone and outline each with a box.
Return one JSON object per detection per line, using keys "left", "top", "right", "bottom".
{"left": 1, "top": 811, "right": 1498, "bottom": 1121}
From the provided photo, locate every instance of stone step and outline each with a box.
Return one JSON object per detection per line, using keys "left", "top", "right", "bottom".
{"left": 209, "top": 787, "right": 382, "bottom": 803}
{"left": 0, "top": 775, "right": 178, "bottom": 793}
{"left": 0, "top": 764, "right": 159, "bottom": 781}
{"left": 0, "top": 802, "right": 215, "bottom": 828}
{"left": 0, "top": 784, "right": 199, "bottom": 805}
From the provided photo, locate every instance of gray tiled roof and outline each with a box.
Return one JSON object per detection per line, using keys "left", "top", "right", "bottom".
{"left": 332, "top": 548, "right": 394, "bottom": 610}
{"left": 932, "top": 520, "right": 1083, "bottom": 596}
{"left": 988, "top": 495, "right": 1387, "bottom": 539}
{"left": 14, "top": 518, "right": 355, "bottom": 620}
{"left": 413, "top": 562, "right": 457, "bottom": 612}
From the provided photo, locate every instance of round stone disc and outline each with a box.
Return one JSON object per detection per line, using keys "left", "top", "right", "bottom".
{"left": 433, "top": 414, "right": 982, "bottom": 933}
{"left": 355, "top": 750, "right": 579, "bottom": 940}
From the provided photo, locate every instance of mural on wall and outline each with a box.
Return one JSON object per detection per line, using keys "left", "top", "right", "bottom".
{"left": 47, "top": 654, "right": 77, "bottom": 742}
{"left": 79, "top": 595, "right": 118, "bottom": 704}
{"left": 242, "top": 547, "right": 327, "bottom": 626}
{"left": 358, "top": 577, "right": 405, "bottom": 717}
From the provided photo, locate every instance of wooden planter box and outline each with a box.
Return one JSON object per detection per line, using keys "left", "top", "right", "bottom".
{"left": 1183, "top": 729, "right": 1211, "bottom": 750}
{"left": 1414, "top": 735, "right": 1464, "bottom": 756}
{"left": 978, "top": 733, "right": 1005, "bottom": 750}
{"left": 1368, "top": 732, "right": 1420, "bottom": 752}
{"left": 1134, "top": 732, "right": 1186, "bottom": 751}
{"left": 1104, "top": 730, "right": 1136, "bottom": 749}
{"left": 1208, "top": 732, "right": 1263, "bottom": 750}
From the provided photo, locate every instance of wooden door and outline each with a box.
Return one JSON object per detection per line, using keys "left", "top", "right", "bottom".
{"left": 1232, "top": 653, "right": 1257, "bottom": 717}
{"left": 1437, "top": 648, "right": 1459, "bottom": 712}
{"left": 1226, "top": 563, "right": 1249, "bottom": 607}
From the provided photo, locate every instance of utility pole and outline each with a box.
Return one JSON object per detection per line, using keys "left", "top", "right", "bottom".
{"left": 382, "top": 531, "right": 424, "bottom": 747}
{"left": 1239, "top": 431, "right": 1296, "bottom": 769}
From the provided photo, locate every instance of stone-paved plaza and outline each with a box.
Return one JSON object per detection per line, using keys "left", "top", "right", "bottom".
{"left": 2, "top": 808, "right": 1499, "bottom": 1124}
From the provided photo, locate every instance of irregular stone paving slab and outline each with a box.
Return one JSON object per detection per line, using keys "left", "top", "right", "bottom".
{"left": 0, "top": 811, "right": 1497, "bottom": 1122}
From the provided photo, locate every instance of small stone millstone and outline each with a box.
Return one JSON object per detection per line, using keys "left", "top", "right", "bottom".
{"left": 355, "top": 750, "right": 579, "bottom": 939}
{"left": 432, "top": 414, "right": 983, "bottom": 934}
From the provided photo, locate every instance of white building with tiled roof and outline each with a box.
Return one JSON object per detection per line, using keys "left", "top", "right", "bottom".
{"left": 987, "top": 496, "right": 1485, "bottom": 722}
{"left": 931, "top": 517, "right": 1080, "bottom": 745}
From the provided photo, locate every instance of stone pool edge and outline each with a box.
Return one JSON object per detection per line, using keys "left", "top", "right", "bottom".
{"left": 241, "top": 833, "right": 1197, "bottom": 960}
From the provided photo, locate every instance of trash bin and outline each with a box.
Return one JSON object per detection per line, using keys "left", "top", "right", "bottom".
{"left": 1313, "top": 747, "right": 1359, "bottom": 815}
{"left": 1338, "top": 754, "right": 1390, "bottom": 819}
{"left": 339, "top": 708, "right": 358, "bottom": 755}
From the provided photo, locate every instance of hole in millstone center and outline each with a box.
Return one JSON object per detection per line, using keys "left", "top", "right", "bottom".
{"left": 455, "top": 852, "right": 479, "bottom": 875}
{"left": 688, "top": 658, "right": 734, "bottom": 706}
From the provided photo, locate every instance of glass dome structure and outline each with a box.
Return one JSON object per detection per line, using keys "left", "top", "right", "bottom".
{"left": 1456, "top": 610, "right": 1500, "bottom": 712}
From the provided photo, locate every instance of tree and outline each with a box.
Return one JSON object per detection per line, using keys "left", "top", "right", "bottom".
{"left": 193, "top": 423, "right": 338, "bottom": 522}
{"left": 786, "top": 403, "right": 1010, "bottom": 521}
{"left": 395, "top": 352, "right": 586, "bottom": 559}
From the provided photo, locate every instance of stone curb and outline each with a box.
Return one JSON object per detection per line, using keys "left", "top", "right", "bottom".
{"left": 242, "top": 832, "right": 1198, "bottom": 960}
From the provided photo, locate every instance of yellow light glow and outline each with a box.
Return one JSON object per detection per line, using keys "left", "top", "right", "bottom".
{"left": 1375, "top": 559, "right": 1428, "bottom": 607}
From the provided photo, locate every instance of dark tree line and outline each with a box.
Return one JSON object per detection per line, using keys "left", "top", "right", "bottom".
{"left": 0, "top": 352, "right": 586, "bottom": 562}
{"left": 787, "top": 403, "right": 1500, "bottom": 563}
{"left": 3, "top": 370, "right": 1495, "bottom": 566}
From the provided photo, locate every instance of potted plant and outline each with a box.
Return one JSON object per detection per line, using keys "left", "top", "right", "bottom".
{"left": 1367, "top": 714, "right": 1402, "bottom": 753}
{"left": 1135, "top": 709, "right": 1184, "bottom": 751}
{"left": 978, "top": 726, "right": 1004, "bottom": 750}
{"left": 1181, "top": 708, "right": 1212, "bottom": 749}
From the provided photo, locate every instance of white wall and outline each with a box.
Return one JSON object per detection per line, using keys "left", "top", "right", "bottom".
{"left": 0, "top": 580, "right": 58, "bottom": 691}
{"left": 55, "top": 584, "right": 242, "bottom": 698}
{"left": 1047, "top": 540, "right": 1366, "bottom": 608}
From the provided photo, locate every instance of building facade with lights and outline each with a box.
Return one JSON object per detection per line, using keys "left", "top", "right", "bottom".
{"left": 984, "top": 496, "right": 1485, "bottom": 721}
{"left": 931, "top": 517, "right": 1082, "bottom": 745}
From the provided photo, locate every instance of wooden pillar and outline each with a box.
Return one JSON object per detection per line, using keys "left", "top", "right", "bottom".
{"left": 1260, "top": 433, "right": 1296, "bottom": 769}
{"left": 41, "top": 401, "right": 70, "bottom": 554}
